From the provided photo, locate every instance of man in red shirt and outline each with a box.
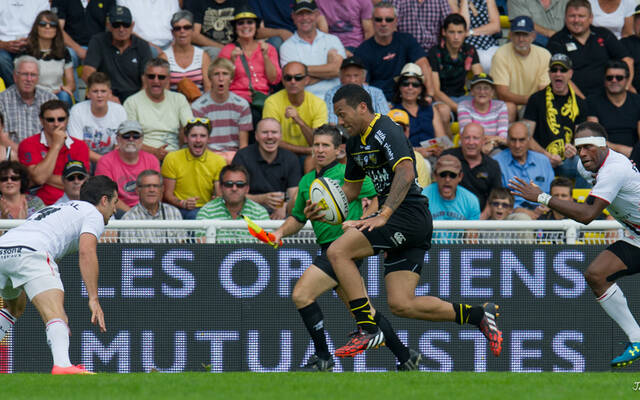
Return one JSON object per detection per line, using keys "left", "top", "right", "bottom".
{"left": 18, "top": 100, "right": 90, "bottom": 205}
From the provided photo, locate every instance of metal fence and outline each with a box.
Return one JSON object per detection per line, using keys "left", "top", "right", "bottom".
{"left": 0, "top": 219, "right": 626, "bottom": 245}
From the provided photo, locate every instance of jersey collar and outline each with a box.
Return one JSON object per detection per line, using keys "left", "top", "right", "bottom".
{"left": 361, "top": 113, "right": 381, "bottom": 145}
{"left": 315, "top": 160, "right": 339, "bottom": 177}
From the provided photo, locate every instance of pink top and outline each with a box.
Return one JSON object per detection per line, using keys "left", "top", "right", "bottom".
{"left": 219, "top": 43, "right": 282, "bottom": 103}
{"left": 94, "top": 150, "right": 161, "bottom": 207}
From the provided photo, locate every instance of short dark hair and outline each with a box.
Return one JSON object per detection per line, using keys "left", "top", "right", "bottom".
{"left": 443, "top": 13, "right": 467, "bottom": 31}
{"left": 566, "top": 0, "right": 591, "bottom": 14}
{"left": 313, "top": 124, "right": 342, "bottom": 147}
{"left": 80, "top": 175, "right": 118, "bottom": 205}
{"left": 605, "top": 59, "right": 630, "bottom": 78}
{"left": 39, "top": 99, "right": 69, "bottom": 118}
{"left": 332, "top": 84, "right": 374, "bottom": 113}
{"left": 550, "top": 177, "right": 574, "bottom": 194}
{"left": 575, "top": 121, "right": 609, "bottom": 140}
{"left": 488, "top": 188, "right": 514, "bottom": 207}
{"left": 144, "top": 57, "right": 170, "bottom": 74}
{"left": 0, "top": 161, "right": 30, "bottom": 194}
{"left": 220, "top": 164, "right": 250, "bottom": 186}
{"left": 87, "top": 71, "right": 111, "bottom": 89}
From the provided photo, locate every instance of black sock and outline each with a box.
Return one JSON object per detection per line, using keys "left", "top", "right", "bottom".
{"left": 374, "top": 312, "right": 410, "bottom": 364}
{"left": 349, "top": 298, "right": 378, "bottom": 334}
{"left": 298, "top": 302, "right": 330, "bottom": 360}
{"left": 452, "top": 303, "right": 484, "bottom": 326}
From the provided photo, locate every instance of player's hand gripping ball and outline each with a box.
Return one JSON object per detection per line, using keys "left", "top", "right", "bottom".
{"left": 309, "top": 177, "right": 349, "bottom": 225}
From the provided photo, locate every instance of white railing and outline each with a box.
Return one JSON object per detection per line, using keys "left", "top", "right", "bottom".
{"left": 0, "top": 219, "right": 626, "bottom": 245}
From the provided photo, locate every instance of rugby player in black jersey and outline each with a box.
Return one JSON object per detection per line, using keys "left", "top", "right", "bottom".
{"left": 315, "top": 84, "right": 503, "bottom": 358}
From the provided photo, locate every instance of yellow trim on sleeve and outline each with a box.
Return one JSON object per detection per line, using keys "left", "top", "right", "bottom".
{"left": 344, "top": 177, "right": 365, "bottom": 183}
{"left": 360, "top": 113, "right": 381, "bottom": 145}
{"left": 392, "top": 156, "right": 413, "bottom": 171}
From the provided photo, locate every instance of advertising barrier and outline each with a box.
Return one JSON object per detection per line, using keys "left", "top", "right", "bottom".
{"left": 2, "top": 243, "right": 637, "bottom": 373}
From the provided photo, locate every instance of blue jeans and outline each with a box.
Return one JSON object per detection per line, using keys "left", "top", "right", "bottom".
{"left": 179, "top": 207, "right": 201, "bottom": 220}
{"left": 0, "top": 50, "right": 16, "bottom": 87}
{"left": 534, "top": 33, "right": 549, "bottom": 47}
{"left": 266, "top": 36, "right": 284, "bottom": 52}
{"left": 67, "top": 46, "right": 86, "bottom": 101}
{"left": 56, "top": 90, "right": 74, "bottom": 106}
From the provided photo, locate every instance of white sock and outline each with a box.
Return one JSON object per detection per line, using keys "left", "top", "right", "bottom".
{"left": 597, "top": 283, "right": 640, "bottom": 342}
{"left": 0, "top": 308, "right": 16, "bottom": 341}
{"left": 46, "top": 319, "right": 72, "bottom": 367}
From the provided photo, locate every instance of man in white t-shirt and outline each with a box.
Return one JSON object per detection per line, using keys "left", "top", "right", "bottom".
{"left": 68, "top": 72, "right": 127, "bottom": 165}
{"left": 0, "top": 175, "right": 118, "bottom": 375}
{"left": 124, "top": 58, "right": 193, "bottom": 161}
{"left": 0, "top": 0, "right": 49, "bottom": 86}
{"left": 116, "top": 0, "right": 180, "bottom": 54}
{"left": 510, "top": 121, "right": 640, "bottom": 369}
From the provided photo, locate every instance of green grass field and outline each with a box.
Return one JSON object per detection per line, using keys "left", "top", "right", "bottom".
{"left": 3, "top": 372, "right": 639, "bottom": 400}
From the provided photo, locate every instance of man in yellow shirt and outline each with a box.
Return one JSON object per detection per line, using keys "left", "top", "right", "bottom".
{"left": 262, "top": 61, "right": 327, "bottom": 172}
{"left": 161, "top": 118, "right": 226, "bottom": 219}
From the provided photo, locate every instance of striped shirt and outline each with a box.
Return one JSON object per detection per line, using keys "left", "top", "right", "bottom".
{"left": 196, "top": 197, "right": 269, "bottom": 243}
{"left": 457, "top": 99, "right": 509, "bottom": 139}
{"left": 191, "top": 92, "right": 253, "bottom": 152}
{"left": 120, "top": 202, "right": 185, "bottom": 243}
{"left": 0, "top": 86, "right": 57, "bottom": 143}
{"left": 165, "top": 46, "right": 205, "bottom": 91}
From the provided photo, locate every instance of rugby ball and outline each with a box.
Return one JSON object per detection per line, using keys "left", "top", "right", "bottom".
{"left": 309, "top": 177, "right": 349, "bottom": 225}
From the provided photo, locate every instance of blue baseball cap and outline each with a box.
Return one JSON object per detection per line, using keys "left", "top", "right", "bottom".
{"left": 511, "top": 16, "right": 534, "bottom": 33}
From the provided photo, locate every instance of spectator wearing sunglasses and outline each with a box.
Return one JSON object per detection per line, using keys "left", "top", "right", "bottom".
{"left": 523, "top": 54, "right": 588, "bottom": 187}
{"left": 586, "top": 60, "right": 640, "bottom": 159}
{"left": 120, "top": 169, "right": 184, "bottom": 243}
{"left": 95, "top": 120, "right": 160, "bottom": 215}
{"left": 124, "top": 58, "right": 194, "bottom": 161}
{"left": 262, "top": 61, "right": 328, "bottom": 172}
{"left": 18, "top": 100, "right": 89, "bottom": 205}
{"left": 54, "top": 160, "right": 88, "bottom": 204}
{"left": 82, "top": 6, "right": 153, "bottom": 103}
{"left": 422, "top": 154, "right": 480, "bottom": 221}
{"left": 0, "top": 160, "right": 44, "bottom": 219}
{"left": 161, "top": 118, "right": 226, "bottom": 220}
{"left": 485, "top": 187, "right": 514, "bottom": 220}
{"left": 196, "top": 164, "right": 269, "bottom": 241}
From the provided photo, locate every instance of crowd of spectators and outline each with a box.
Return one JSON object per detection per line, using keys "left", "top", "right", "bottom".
{"left": 1, "top": 0, "right": 637, "bottom": 238}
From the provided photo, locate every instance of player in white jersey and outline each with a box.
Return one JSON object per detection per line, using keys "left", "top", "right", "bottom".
{"left": 510, "top": 121, "right": 640, "bottom": 368}
{"left": 0, "top": 175, "right": 118, "bottom": 374}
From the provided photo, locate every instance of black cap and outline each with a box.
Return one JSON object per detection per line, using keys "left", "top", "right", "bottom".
{"left": 293, "top": 0, "right": 317, "bottom": 13}
{"left": 108, "top": 6, "right": 132, "bottom": 25}
{"left": 340, "top": 56, "right": 366, "bottom": 70}
{"left": 233, "top": 4, "right": 260, "bottom": 22}
{"left": 549, "top": 53, "right": 573, "bottom": 70}
{"left": 63, "top": 160, "right": 88, "bottom": 179}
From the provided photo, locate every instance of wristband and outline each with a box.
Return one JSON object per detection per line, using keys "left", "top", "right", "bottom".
{"left": 537, "top": 192, "right": 552, "bottom": 206}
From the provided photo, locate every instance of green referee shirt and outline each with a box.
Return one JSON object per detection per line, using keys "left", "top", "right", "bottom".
{"left": 292, "top": 161, "right": 377, "bottom": 244}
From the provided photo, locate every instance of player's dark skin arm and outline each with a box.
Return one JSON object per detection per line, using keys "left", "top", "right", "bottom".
{"left": 508, "top": 176, "right": 608, "bottom": 224}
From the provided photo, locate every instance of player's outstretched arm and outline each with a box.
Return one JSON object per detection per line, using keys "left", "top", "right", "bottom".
{"left": 78, "top": 233, "right": 106, "bottom": 332}
{"left": 509, "top": 177, "right": 608, "bottom": 225}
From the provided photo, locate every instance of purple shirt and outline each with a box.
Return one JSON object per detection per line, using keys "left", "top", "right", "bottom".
{"left": 316, "top": 0, "right": 373, "bottom": 48}
{"left": 393, "top": 0, "right": 451, "bottom": 52}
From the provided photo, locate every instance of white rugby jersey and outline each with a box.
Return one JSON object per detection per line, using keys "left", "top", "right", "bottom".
{"left": 579, "top": 149, "right": 640, "bottom": 246}
{"left": 0, "top": 201, "right": 105, "bottom": 259}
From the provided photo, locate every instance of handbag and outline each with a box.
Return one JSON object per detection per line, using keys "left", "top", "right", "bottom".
{"left": 177, "top": 77, "right": 202, "bottom": 103}
{"left": 237, "top": 43, "right": 267, "bottom": 111}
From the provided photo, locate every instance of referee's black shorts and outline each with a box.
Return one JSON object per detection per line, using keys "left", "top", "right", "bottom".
{"left": 361, "top": 199, "right": 432, "bottom": 276}
{"left": 313, "top": 243, "right": 364, "bottom": 283}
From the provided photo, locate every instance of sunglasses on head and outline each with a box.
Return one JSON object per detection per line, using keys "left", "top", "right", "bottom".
{"left": 146, "top": 73, "right": 167, "bottom": 80}
{"left": 0, "top": 175, "right": 20, "bottom": 182}
{"left": 438, "top": 171, "right": 459, "bottom": 179}
{"left": 44, "top": 116, "right": 66, "bottom": 123}
{"left": 490, "top": 201, "right": 511, "bottom": 209}
{"left": 65, "top": 174, "right": 86, "bottom": 182}
{"left": 172, "top": 24, "right": 193, "bottom": 32}
{"left": 606, "top": 75, "right": 626, "bottom": 82}
{"left": 222, "top": 180, "right": 247, "bottom": 188}
{"left": 550, "top": 67, "right": 568, "bottom": 73}
{"left": 283, "top": 74, "right": 306, "bottom": 82}
{"left": 38, "top": 20, "right": 58, "bottom": 28}
{"left": 374, "top": 17, "right": 395, "bottom": 23}
{"left": 401, "top": 81, "right": 422, "bottom": 88}
{"left": 186, "top": 117, "right": 211, "bottom": 130}
{"left": 120, "top": 132, "right": 142, "bottom": 140}
{"left": 111, "top": 22, "right": 132, "bottom": 29}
